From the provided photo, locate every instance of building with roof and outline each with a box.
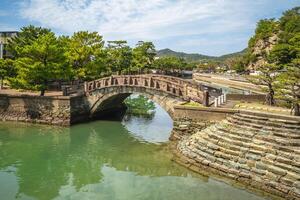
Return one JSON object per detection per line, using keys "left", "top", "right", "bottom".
{"left": 0, "top": 31, "right": 18, "bottom": 59}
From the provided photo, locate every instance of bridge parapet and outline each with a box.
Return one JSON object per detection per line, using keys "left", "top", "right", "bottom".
{"left": 84, "top": 74, "right": 209, "bottom": 105}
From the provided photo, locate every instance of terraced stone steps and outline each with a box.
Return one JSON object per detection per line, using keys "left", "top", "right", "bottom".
{"left": 223, "top": 119, "right": 300, "bottom": 140}
{"left": 221, "top": 121, "right": 300, "bottom": 148}
{"left": 238, "top": 113, "right": 300, "bottom": 125}
{"left": 227, "top": 116, "right": 300, "bottom": 135}
{"left": 231, "top": 114, "right": 300, "bottom": 130}
{"left": 177, "top": 111, "right": 300, "bottom": 199}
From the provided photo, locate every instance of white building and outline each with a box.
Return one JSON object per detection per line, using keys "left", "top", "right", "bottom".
{"left": 0, "top": 31, "right": 18, "bottom": 59}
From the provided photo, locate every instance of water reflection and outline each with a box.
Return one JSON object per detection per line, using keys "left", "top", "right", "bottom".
{"left": 0, "top": 104, "right": 265, "bottom": 200}
{"left": 122, "top": 102, "right": 173, "bottom": 143}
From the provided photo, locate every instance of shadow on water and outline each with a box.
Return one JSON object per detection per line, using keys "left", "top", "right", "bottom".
{"left": 0, "top": 98, "right": 266, "bottom": 200}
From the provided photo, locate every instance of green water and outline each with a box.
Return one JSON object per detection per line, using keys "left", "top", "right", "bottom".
{"left": 0, "top": 105, "right": 266, "bottom": 200}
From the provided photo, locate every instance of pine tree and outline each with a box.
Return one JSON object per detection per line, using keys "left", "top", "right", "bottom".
{"left": 10, "top": 32, "right": 69, "bottom": 96}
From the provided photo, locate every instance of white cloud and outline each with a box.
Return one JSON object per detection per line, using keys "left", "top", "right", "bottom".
{"left": 19, "top": 0, "right": 252, "bottom": 40}
{"left": 17, "top": 0, "right": 295, "bottom": 55}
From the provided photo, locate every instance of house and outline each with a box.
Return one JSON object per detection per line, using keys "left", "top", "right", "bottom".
{"left": 0, "top": 31, "right": 18, "bottom": 59}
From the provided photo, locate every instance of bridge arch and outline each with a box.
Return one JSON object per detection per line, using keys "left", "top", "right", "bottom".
{"left": 88, "top": 86, "right": 186, "bottom": 118}
{"left": 83, "top": 74, "right": 211, "bottom": 119}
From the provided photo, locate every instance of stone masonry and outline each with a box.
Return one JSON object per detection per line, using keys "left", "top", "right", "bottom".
{"left": 0, "top": 94, "right": 71, "bottom": 126}
{"left": 175, "top": 110, "right": 300, "bottom": 200}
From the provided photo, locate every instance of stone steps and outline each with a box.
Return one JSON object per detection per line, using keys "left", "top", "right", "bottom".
{"left": 213, "top": 121, "right": 300, "bottom": 152}
{"left": 177, "top": 111, "right": 300, "bottom": 199}
{"left": 224, "top": 120, "right": 300, "bottom": 143}
{"left": 227, "top": 117, "right": 300, "bottom": 135}
{"left": 231, "top": 114, "right": 300, "bottom": 130}
{"left": 224, "top": 119, "right": 300, "bottom": 140}
{"left": 238, "top": 112, "right": 300, "bottom": 126}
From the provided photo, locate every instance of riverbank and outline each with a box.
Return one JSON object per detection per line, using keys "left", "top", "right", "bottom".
{"left": 171, "top": 106, "right": 300, "bottom": 200}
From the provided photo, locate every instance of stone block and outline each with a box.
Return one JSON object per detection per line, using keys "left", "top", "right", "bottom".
{"left": 267, "top": 165, "right": 287, "bottom": 176}
{"left": 255, "top": 162, "right": 267, "bottom": 170}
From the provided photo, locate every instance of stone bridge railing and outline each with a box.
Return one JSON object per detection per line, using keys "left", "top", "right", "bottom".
{"left": 84, "top": 74, "right": 210, "bottom": 106}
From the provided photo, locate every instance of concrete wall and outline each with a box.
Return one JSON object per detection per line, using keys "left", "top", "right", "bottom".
{"left": 227, "top": 94, "right": 266, "bottom": 103}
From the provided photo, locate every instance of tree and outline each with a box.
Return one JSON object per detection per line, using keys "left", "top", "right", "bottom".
{"left": 132, "top": 41, "right": 156, "bottom": 73}
{"left": 7, "top": 25, "right": 51, "bottom": 57}
{"left": 10, "top": 32, "right": 69, "bottom": 96}
{"left": 248, "top": 64, "right": 281, "bottom": 106}
{"left": 279, "top": 7, "right": 300, "bottom": 43}
{"left": 152, "top": 56, "right": 187, "bottom": 75}
{"left": 0, "top": 59, "right": 14, "bottom": 89}
{"left": 64, "top": 31, "right": 105, "bottom": 80}
{"left": 275, "top": 63, "right": 300, "bottom": 116}
{"left": 107, "top": 41, "right": 132, "bottom": 75}
{"left": 273, "top": 32, "right": 300, "bottom": 115}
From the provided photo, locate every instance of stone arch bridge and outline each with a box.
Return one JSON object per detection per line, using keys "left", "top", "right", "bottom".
{"left": 72, "top": 74, "right": 217, "bottom": 120}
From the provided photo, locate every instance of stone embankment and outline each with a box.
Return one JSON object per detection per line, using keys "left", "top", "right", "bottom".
{"left": 0, "top": 94, "right": 72, "bottom": 126}
{"left": 175, "top": 110, "right": 300, "bottom": 199}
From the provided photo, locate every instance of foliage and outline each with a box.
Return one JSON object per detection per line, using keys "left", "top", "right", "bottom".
{"left": 279, "top": 7, "right": 300, "bottom": 42}
{"left": 131, "top": 41, "right": 156, "bottom": 73}
{"left": 0, "top": 58, "right": 15, "bottom": 89}
{"left": 232, "top": 57, "right": 246, "bottom": 73}
{"left": 152, "top": 56, "right": 187, "bottom": 74}
{"left": 275, "top": 63, "right": 300, "bottom": 115}
{"left": 124, "top": 95, "right": 156, "bottom": 117}
{"left": 255, "top": 19, "right": 279, "bottom": 41}
{"left": 248, "top": 64, "right": 281, "bottom": 106}
{"left": 7, "top": 25, "right": 51, "bottom": 57}
{"left": 10, "top": 32, "right": 69, "bottom": 95}
{"left": 64, "top": 31, "right": 106, "bottom": 80}
{"left": 239, "top": 6, "right": 300, "bottom": 115}
{"left": 107, "top": 40, "right": 132, "bottom": 75}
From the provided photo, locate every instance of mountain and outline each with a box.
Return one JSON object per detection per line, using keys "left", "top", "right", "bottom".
{"left": 217, "top": 48, "right": 248, "bottom": 61}
{"left": 156, "top": 48, "right": 247, "bottom": 62}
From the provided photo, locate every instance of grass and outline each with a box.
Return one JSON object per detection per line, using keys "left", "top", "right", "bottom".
{"left": 182, "top": 102, "right": 204, "bottom": 107}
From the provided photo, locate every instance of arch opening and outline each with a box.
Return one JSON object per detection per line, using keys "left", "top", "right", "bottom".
{"left": 90, "top": 92, "right": 175, "bottom": 119}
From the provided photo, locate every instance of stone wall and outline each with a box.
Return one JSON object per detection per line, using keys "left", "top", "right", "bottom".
{"left": 173, "top": 105, "right": 237, "bottom": 121}
{"left": 170, "top": 106, "right": 236, "bottom": 141}
{"left": 170, "top": 119, "right": 212, "bottom": 141}
{"left": 0, "top": 94, "right": 71, "bottom": 126}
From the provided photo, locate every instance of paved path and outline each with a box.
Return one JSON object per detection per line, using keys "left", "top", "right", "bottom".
{"left": 0, "top": 89, "right": 63, "bottom": 96}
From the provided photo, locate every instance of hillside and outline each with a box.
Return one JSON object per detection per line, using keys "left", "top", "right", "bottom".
{"left": 217, "top": 48, "right": 247, "bottom": 61}
{"left": 156, "top": 48, "right": 247, "bottom": 62}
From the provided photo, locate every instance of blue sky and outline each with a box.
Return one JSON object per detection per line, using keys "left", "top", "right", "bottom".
{"left": 0, "top": 0, "right": 299, "bottom": 56}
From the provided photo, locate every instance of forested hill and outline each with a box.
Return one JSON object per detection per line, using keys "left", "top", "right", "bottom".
{"left": 156, "top": 48, "right": 247, "bottom": 62}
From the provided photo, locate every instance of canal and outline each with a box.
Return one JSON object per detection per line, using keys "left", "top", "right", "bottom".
{"left": 0, "top": 97, "right": 266, "bottom": 200}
